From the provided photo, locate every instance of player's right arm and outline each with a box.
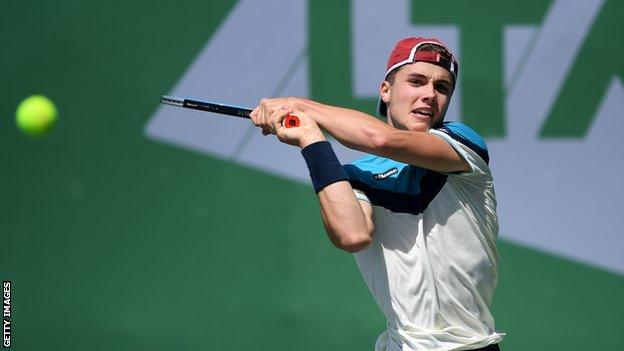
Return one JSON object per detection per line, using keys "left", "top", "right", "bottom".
{"left": 255, "top": 98, "right": 468, "bottom": 173}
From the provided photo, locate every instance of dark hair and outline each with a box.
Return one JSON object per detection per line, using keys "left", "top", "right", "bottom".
{"left": 385, "top": 43, "right": 455, "bottom": 85}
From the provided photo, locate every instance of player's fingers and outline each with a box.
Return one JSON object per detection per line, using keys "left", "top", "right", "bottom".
{"left": 259, "top": 98, "right": 289, "bottom": 117}
{"left": 272, "top": 108, "right": 292, "bottom": 130}
{"left": 265, "top": 98, "right": 284, "bottom": 110}
{"left": 260, "top": 98, "right": 276, "bottom": 119}
{"left": 255, "top": 99, "right": 276, "bottom": 134}
{"left": 258, "top": 101, "right": 268, "bottom": 123}
{"left": 273, "top": 100, "right": 298, "bottom": 116}
{"left": 250, "top": 105, "right": 259, "bottom": 118}
{"left": 259, "top": 104, "right": 285, "bottom": 135}
{"left": 250, "top": 105, "right": 262, "bottom": 126}
{"left": 252, "top": 110, "right": 271, "bottom": 135}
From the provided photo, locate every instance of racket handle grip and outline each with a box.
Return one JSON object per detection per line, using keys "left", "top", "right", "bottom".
{"left": 284, "top": 115, "right": 300, "bottom": 128}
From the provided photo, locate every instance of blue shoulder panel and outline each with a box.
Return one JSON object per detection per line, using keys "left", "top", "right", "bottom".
{"left": 344, "top": 155, "right": 447, "bottom": 215}
{"left": 435, "top": 121, "right": 489, "bottom": 164}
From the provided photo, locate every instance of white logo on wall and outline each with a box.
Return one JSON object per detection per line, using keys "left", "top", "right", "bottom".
{"left": 145, "top": 0, "right": 624, "bottom": 276}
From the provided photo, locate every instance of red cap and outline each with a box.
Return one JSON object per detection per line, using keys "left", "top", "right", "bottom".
{"left": 379, "top": 37, "right": 459, "bottom": 116}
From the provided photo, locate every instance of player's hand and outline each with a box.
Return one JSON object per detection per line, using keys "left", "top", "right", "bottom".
{"left": 250, "top": 99, "right": 324, "bottom": 148}
{"left": 250, "top": 98, "right": 277, "bottom": 135}
{"left": 250, "top": 97, "right": 312, "bottom": 133}
{"left": 273, "top": 109, "right": 325, "bottom": 148}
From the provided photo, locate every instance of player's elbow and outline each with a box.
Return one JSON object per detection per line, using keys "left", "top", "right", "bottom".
{"left": 322, "top": 208, "right": 374, "bottom": 253}
{"left": 338, "top": 239, "right": 372, "bottom": 253}
{"left": 334, "top": 231, "right": 373, "bottom": 253}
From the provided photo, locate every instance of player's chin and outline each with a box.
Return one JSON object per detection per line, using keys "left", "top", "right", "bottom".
{"left": 408, "top": 115, "right": 435, "bottom": 132}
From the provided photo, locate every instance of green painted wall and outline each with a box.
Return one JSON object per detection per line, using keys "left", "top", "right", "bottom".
{"left": 1, "top": 1, "right": 623, "bottom": 350}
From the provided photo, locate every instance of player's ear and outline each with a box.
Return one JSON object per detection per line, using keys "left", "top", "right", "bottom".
{"left": 380, "top": 81, "right": 391, "bottom": 103}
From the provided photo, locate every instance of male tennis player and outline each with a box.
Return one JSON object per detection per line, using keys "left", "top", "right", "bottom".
{"left": 251, "top": 37, "right": 503, "bottom": 351}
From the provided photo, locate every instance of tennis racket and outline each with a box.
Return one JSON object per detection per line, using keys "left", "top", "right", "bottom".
{"left": 160, "top": 95, "right": 300, "bottom": 128}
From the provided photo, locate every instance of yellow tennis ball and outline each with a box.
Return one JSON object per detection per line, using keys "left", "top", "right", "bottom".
{"left": 15, "top": 95, "right": 58, "bottom": 136}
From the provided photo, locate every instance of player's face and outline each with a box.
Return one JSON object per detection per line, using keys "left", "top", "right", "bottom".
{"left": 380, "top": 61, "right": 453, "bottom": 132}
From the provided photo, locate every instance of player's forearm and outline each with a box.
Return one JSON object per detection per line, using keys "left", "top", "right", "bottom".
{"left": 296, "top": 99, "right": 392, "bottom": 151}
{"left": 297, "top": 99, "right": 466, "bottom": 172}
{"left": 299, "top": 138, "right": 373, "bottom": 253}
{"left": 317, "top": 181, "right": 372, "bottom": 253}
{"left": 373, "top": 130, "right": 469, "bottom": 173}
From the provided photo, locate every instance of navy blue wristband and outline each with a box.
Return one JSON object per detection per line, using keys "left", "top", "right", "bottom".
{"left": 301, "top": 141, "right": 348, "bottom": 193}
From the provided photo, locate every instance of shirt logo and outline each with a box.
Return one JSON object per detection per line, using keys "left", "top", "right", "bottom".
{"left": 373, "top": 167, "right": 398, "bottom": 180}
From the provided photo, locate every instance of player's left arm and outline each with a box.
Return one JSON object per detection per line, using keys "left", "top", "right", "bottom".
{"left": 249, "top": 106, "right": 374, "bottom": 253}
{"left": 255, "top": 98, "right": 469, "bottom": 173}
